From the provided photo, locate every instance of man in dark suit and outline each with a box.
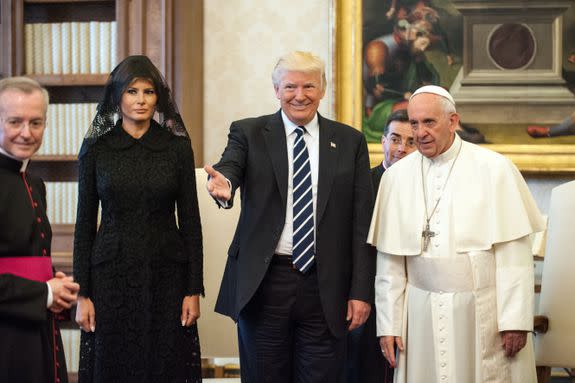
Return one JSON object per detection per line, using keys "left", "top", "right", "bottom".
{"left": 205, "top": 51, "right": 375, "bottom": 382}
{"left": 370, "top": 109, "right": 415, "bottom": 191}
{"left": 347, "top": 108, "right": 415, "bottom": 383}
{"left": 0, "top": 76, "right": 79, "bottom": 383}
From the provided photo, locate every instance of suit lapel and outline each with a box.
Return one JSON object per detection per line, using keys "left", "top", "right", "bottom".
{"left": 263, "top": 111, "right": 288, "bottom": 208}
{"left": 316, "top": 114, "right": 337, "bottom": 224}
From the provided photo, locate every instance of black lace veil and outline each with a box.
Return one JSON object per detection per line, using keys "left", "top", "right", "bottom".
{"left": 79, "top": 55, "right": 188, "bottom": 157}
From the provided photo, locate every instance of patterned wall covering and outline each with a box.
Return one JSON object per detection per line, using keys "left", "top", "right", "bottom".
{"left": 203, "top": 0, "right": 333, "bottom": 164}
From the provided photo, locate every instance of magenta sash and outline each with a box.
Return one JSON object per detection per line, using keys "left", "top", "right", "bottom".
{"left": 0, "top": 256, "right": 53, "bottom": 282}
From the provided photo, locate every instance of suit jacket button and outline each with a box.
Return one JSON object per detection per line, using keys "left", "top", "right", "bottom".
{"left": 264, "top": 256, "right": 271, "bottom": 264}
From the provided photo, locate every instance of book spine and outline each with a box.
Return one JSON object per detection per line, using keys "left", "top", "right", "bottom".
{"left": 89, "top": 21, "right": 100, "bottom": 74}
{"left": 51, "top": 23, "right": 62, "bottom": 74}
{"left": 41, "top": 23, "right": 53, "bottom": 74}
{"left": 24, "top": 24, "right": 34, "bottom": 74}
{"left": 65, "top": 104, "right": 74, "bottom": 155}
{"left": 110, "top": 21, "right": 117, "bottom": 68}
{"left": 79, "top": 23, "right": 90, "bottom": 74}
{"left": 70, "top": 104, "right": 77, "bottom": 155}
{"left": 70, "top": 22, "right": 80, "bottom": 74}
{"left": 57, "top": 104, "right": 66, "bottom": 155}
{"left": 32, "top": 24, "right": 44, "bottom": 74}
{"left": 61, "top": 23, "right": 72, "bottom": 74}
{"left": 99, "top": 22, "right": 111, "bottom": 73}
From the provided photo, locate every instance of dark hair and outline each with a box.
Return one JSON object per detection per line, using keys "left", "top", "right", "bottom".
{"left": 103, "top": 55, "right": 173, "bottom": 116}
{"left": 383, "top": 109, "right": 409, "bottom": 136}
{"left": 80, "top": 55, "right": 187, "bottom": 158}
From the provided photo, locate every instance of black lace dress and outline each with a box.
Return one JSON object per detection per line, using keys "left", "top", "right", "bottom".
{"left": 73, "top": 121, "right": 203, "bottom": 383}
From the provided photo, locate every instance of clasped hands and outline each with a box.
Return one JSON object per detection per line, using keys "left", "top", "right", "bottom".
{"left": 47, "top": 271, "right": 80, "bottom": 313}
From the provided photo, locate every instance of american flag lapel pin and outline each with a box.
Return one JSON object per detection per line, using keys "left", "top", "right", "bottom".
{"left": 330, "top": 141, "right": 336, "bottom": 148}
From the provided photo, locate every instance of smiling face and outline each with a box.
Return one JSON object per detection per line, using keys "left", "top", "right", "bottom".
{"left": 0, "top": 89, "right": 47, "bottom": 160}
{"left": 274, "top": 70, "right": 325, "bottom": 126}
{"left": 120, "top": 78, "right": 158, "bottom": 126}
{"left": 408, "top": 93, "right": 458, "bottom": 159}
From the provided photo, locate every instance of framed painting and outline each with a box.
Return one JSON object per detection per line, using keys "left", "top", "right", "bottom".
{"left": 333, "top": 0, "right": 575, "bottom": 173}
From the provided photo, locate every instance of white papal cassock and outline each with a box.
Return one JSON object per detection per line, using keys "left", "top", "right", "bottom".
{"left": 368, "top": 134, "right": 545, "bottom": 383}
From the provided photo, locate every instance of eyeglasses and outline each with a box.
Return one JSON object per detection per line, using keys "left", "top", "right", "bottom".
{"left": 0, "top": 117, "right": 45, "bottom": 132}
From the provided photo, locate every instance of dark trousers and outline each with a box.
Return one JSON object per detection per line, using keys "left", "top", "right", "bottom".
{"left": 346, "top": 311, "right": 394, "bottom": 383}
{"left": 238, "top": 256, "right": 346, "bottom": 383}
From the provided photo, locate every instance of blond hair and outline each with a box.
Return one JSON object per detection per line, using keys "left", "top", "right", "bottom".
{"left": 272, "top": 51, "right": 326, "bottom": 91}
{"left": 0, "top": 76, "right": 49, "bottom": 112}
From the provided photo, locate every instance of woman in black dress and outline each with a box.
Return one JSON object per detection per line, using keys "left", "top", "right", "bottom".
{"left": 74, "top": 55, "right": 203, "bottom": 382}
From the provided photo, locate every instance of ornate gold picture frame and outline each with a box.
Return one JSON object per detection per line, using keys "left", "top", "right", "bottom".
{"left": 333, "top": 0, "right": 575, "bottom": 173}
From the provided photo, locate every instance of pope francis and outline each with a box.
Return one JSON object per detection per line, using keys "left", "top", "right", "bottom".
{"left": 368, "top": 85, "right": 545, "bottom": 383}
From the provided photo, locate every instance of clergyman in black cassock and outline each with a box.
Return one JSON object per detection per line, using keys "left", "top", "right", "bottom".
{"left": 0, "top": 77, "right": 78, "bottom": 383}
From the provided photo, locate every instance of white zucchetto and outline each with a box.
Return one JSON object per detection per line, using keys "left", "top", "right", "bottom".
{"left": 410, "top": 85, "right": 456, "bottom": 107}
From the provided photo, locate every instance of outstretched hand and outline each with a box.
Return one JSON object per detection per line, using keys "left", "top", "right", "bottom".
{"left": 204, "top": 165, "right": 231, "bottom": 202}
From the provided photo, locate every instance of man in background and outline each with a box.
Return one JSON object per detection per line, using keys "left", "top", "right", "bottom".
{"left": 0, "top": 76, "right": 79, "bottom": 383}
{"left": 348, "top": 108, "right": 415, "bottom": 383}
{"left": 371, "top": 109, "right": 416, "bottom": 190}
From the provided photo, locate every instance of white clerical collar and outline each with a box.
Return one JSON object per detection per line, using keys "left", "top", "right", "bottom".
{"left": 427, "top": 133, "right": 462, "bottom": 165}
{"left": 0, "top": 146, "right": 29, "bottom": 172}
{"left": 281, "top": 110, "right": 319, "bottom": 139}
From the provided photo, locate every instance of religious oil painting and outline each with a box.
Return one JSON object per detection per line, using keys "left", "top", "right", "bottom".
{"left": 361, "top": 0, "right": 463, "bottom": 143}
{"left": 334, "top": 0, "right": 575, "bottom": 172}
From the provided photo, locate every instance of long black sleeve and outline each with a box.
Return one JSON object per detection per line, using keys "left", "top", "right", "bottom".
{"left": 73, "top": 143, "right": 100, "bottom": 297}
{"left": 175, "top": 138, "right": 204, "bottom": 296}
{"left": 0, "top": 274, "right": 48, "bottom": 322}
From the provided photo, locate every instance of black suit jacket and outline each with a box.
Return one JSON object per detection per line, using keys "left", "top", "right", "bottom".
{"left": 371, "top": 164, "right": 385, "bottom": 197}
{"left": 214, "top": 110, "right": 375, "bottom": 338}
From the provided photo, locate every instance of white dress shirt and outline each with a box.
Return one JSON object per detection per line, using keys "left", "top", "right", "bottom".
{"left": 217, "top": 111, "right": 320, "bottom": 255}
{"left": 275, "top": 110, "right": 319, "bottom": 256}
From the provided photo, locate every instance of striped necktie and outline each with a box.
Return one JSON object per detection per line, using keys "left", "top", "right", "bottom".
{"left": 292, "top": 126, "right": 315, "bottom": 273}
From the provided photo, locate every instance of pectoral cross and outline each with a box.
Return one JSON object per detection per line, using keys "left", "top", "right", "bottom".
{"left": 422, "top": 223, "right": 435, "bottom": 252}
